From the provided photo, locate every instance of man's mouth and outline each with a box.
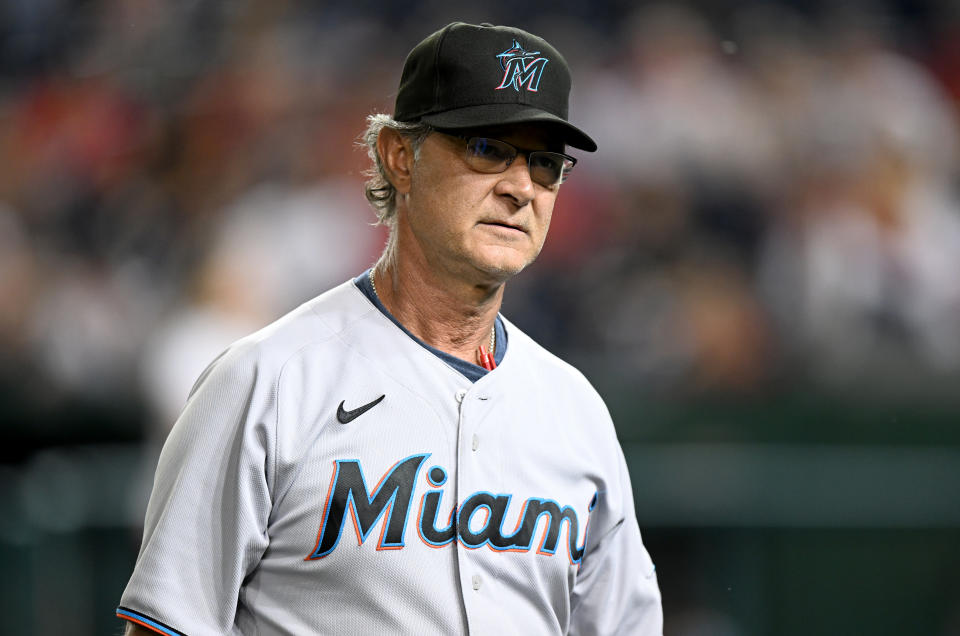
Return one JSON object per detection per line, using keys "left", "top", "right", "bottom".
{"left": 481, "top": 220, "right": 526, "bottom": 233}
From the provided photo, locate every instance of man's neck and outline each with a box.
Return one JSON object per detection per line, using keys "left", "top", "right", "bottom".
{"left": 371, "top": 260, "right": 503, "bottom": 366}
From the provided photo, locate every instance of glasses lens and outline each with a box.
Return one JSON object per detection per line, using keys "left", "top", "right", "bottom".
{"left": 459, "top": 135, "right": 576, "bottom": 186}
{"left": 465, "top": 138, "right": 516, "bottom": 172}
{"left": 529, "top": 152, "right": 574, "bottom": 187}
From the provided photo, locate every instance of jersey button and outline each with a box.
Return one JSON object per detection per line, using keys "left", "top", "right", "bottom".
{"left": 455, "top": 390, "right": 467, "bottom": 403}
{"left": 472, "top": 574, "right": 482, "bottom": 591}
{"left": 471, "top": 434, "right": 479, "bottom": 452}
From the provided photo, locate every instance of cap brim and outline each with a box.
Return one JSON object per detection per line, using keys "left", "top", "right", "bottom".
{"left": 419, "top": 104, "right": 597, "bottom": 152}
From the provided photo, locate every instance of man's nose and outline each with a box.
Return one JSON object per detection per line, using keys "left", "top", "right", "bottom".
{"left": 495, "top": 156, "right": 536, "bottom": 206}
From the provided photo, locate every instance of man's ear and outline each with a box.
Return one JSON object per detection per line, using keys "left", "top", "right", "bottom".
{"left": 377, "top": 127, "right": 415, "bottom": 196}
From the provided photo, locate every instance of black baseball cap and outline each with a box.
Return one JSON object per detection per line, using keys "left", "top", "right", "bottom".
{"left": 394, "top": 22, "right": 597, "bottom": 152}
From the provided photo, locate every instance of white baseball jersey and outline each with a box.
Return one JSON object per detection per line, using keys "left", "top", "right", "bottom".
{"left": 118, "top": 275, "right": 662, "bottom": 635}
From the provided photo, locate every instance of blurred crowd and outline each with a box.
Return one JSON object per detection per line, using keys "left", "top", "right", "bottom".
{"left": 3, "top": 0, "right": 960, "bottom": 447}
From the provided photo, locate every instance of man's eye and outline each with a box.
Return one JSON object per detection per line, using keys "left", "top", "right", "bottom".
{"left": 474, "top": 142, "right": 508, "bottom": 160}
{"left": 530, "top": 155, "right": 557, "bottom": 170}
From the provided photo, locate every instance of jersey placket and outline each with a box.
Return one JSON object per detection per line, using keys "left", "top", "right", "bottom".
{"left": 453, "top": 380, "right": 503, "bottom": 635}
{"left": 452, "top": 387, "right": 473, "bottom": 633}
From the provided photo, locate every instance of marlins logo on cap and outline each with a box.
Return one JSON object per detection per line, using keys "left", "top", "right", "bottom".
{"left": 495, "top": 40, "right": 549, "bottom": 93}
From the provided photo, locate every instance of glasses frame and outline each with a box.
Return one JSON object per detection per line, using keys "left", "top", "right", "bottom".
{"left": 437, "top": 131, "right": 577, "bottom": 188}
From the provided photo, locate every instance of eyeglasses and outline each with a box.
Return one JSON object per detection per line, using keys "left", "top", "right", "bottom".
{"left": 439, "top": 132, "right": 577, "bottom": 188}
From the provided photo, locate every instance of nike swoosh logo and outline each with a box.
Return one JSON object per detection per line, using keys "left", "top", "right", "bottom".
{"left": 336, "top": 395, "right": 385, "bottom": 424}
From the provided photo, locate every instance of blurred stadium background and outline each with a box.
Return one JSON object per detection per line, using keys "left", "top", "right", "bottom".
{"left": 3, "top": 0, "right": 960, "bottom": 634}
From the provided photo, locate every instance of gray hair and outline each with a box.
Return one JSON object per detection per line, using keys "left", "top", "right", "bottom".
{"left": 361, "top": 114, "right": 434, "bottom": 228}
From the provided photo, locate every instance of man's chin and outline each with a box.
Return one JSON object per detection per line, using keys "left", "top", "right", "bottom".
{"left": 472, "top": 245, "right": 540, "bottom": 278}
{"left": 471, "top": 258, "right": 533, "bottom": 286}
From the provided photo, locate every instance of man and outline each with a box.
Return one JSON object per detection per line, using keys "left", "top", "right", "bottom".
{"left": 118, "top": 22, "right": 662, "bottom": 635}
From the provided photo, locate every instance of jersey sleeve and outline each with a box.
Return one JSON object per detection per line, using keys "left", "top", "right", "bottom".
{"left": 118, "top": 343, "right": 276, "bottom": 636}
{"left": 568, "top": 444, "right": 663, "bottom": 636}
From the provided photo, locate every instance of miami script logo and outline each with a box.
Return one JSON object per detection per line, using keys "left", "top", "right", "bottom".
{"left": 495, "top": 39, "right": 549, "bottom": 92}
{"left": 305, "top": 454, "right": 595, "bottom": 565}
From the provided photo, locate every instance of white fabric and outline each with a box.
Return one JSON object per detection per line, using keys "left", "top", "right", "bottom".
{"left": 120, "top": 279, "right": 662, "bottom": 635}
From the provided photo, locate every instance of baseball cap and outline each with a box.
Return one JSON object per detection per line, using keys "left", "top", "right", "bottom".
{"left": 394, "top": 22, "right": 597, "bottom": 152}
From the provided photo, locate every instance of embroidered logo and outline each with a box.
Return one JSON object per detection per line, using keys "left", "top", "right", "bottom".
{"left": 305, "top": 453, "right": 595, "bottom": 567}
{"left": 336, "top": 395, "right": 385, "bottom": 424}
{"left": 495, "top": 39, "right": 549, "bottom": 92}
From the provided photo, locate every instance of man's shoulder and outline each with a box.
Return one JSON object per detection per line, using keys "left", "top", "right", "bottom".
{"left": 501, "top": 317, "right": 607, "bottom": 408}
{"left": 240, "top": 279, "right": 367, "bottom": 350}
{"left": 500, "top": 318, "right": 622, "bottom": 461}
{"left": 189, "top": 279, "right": 375, "bottom": 392}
